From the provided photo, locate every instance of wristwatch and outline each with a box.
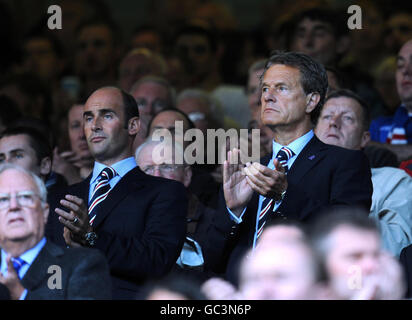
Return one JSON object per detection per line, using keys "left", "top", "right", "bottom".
{"left": 84, "top": 231, "right": 98, "bottom": 247}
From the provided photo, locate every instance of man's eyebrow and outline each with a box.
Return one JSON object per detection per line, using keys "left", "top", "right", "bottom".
{"left": 83, "top": 108, "right": 117, "bottom": 117}
{"left": 9, "top": 148, "right": 25, "bottom": 154}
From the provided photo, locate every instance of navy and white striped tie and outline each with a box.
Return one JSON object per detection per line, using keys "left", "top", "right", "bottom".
{"left": 256, "top": 146, "right": 295, "bottom": 239}
{"left": 88, "top": 167, "right": 116, "bottom": 226}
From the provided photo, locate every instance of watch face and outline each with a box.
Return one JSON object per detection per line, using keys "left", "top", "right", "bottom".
{"left": 86, "top": 232, "right": 97, "bottom": 246}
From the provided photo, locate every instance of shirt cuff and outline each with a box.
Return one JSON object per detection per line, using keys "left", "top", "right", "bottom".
{"left": 19, "top": 289, "right": 28, "bottom": 300}
{"left": 227, "top": 206, "right": 246, "bottom": 224}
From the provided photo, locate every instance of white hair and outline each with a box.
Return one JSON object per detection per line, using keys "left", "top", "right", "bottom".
{"left": 0, "top": 164, "right": 48, "bottom": 203}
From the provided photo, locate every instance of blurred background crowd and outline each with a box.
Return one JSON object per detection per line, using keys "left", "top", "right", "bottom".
{"left": 0, "top": 0, "right": 412, "bottom": 301}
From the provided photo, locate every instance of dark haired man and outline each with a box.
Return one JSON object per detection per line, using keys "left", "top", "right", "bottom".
{"left": 214, "top": 52, "right": 372, "bottom": 284}
{"left": 53, "top": 87, "right": 187, "bottom": 299}
{"left": 309, "top": 208, "right": 405, "bottom": 300}
{"left": 74, "top": 19, "right": 121, "bottom": 96}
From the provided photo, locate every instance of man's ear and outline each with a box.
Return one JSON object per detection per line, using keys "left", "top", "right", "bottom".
{"left": 39, "top": 157, "right": 52, "bottom": 178}
{"left": 306, "top": 92, "right": 321, "bottom": 114}
{"left": 360, "top": 131, "right": 371, "bottom": 149}
{"left": 128, "top": 117, "right": 140, "bottom": 136}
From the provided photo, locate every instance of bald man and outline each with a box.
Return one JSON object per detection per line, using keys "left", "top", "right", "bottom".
{"left": 53, "top": 86, "right": 187, "bottom": 299}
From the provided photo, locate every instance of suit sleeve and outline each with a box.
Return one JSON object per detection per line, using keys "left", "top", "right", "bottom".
{"left": 66, "top": 248, "right": 112, "bottom": 300}
{"left": 93, "top": 180, "right": 187, "bottom": 280}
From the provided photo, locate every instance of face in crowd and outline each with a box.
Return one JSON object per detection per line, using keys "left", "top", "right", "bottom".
{"left": 315, "top": 96, "right": 370, "bottom": 150}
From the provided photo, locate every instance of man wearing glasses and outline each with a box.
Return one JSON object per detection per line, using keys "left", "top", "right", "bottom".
{"left": 135, "top": 139, "right": 223, "bottom": 279}
{"left": 0, "top": 164, "right": 111, "bottom": 299}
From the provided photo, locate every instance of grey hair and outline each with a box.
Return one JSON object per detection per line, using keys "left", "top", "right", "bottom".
{"left": 177, "top": 88, "right": 225, "bottom": 129}
{"left": 130, "top": 75, "right": 176, "bottom": 108}
{"left": 135, "top": 137, "right": 186, "bottom": 165}
{"left": 0, "top": 164, "right": 48, "bottom": 203}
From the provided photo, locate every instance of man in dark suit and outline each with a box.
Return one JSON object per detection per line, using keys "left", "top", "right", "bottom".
{"left": 0, "top": 164, "right": 111, "bottom": 300}
{"left": 54, "top": 86, "right": 187, "bottom": 299}
{"left": 215, "top": 51, "right": 373, "bottom": 283}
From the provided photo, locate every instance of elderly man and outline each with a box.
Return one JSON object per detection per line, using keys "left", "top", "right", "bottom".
{"left": 214, "top": 51, "right": 372, "bottom": 284}
{"left": 0, "top": 164, "right": 111, "bottom": 299}
{"left": 315, "top": 88, "right": 412, "bottom": 257}
{"left": 369, "top": 39, "right": 412, "bottom": 161}
{"left": 135, "top": 138, "right": 222, "bottom": 277}
{"left": 53, "top": 86, "right": 187, "bottom": 299}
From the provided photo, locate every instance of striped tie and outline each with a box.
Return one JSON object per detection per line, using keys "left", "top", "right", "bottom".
{"left": 11, "top": 257, "right": 26, "bottom": 279}
{"left": 88, "top": 167, "right": 116, "bottom": 226}
{"left": 256, "top": 146, "right": 295, "bottom": 239}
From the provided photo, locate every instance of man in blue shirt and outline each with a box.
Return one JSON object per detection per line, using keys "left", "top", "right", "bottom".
{"left": 213, "top": 52, "right": 372, "bottom": 283}
{"left": 369, "top": 39, "right": 412, "bottom": 162}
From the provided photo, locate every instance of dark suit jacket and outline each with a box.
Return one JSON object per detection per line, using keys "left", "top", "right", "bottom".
{"left": 0, "top": 241, "right": 111, "bottom": 300}
{"left": 213, "top": 135, "right": 373, "bottom": 283}
{"left": 399, "top": 244, "right": 412, "bottom": 298}
{"left": 48, "top": 166, "right": 187, "bottom": 299}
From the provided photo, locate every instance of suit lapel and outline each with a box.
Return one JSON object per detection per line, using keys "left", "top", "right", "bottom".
{"left": 21, "top": 242, "right": 64, "bottom": 291}
{"left": 91, "top": 167, "right": 146, "bottom": 228}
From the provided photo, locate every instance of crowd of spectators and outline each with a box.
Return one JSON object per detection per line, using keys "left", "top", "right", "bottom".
{"left": 0, "top": 0, "right": 412, "bottom": 300}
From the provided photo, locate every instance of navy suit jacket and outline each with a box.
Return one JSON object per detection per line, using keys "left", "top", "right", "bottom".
{"left": 48, "top": 166, "right": 188, "bottom": 299}
{"left": 0, "top": 241, "right": 112, "bottom": 300}
{"left": 212, "top": 135, "right": 373, "bottom": 283}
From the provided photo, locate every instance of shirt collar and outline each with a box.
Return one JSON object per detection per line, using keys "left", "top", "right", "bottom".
{"left": 91, "top": 157, "right": 137, "bottom": 184}
{"left": 1, "top": 237, "right": 46, "bottom": 270}
{"left": 272, "top": 130, "right": 314, "bottom": 159}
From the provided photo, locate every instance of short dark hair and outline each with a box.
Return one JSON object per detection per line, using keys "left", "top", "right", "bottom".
{"left": 262, "top": 51, "right": 328, "bottom": 124}
{"left": 308, "top": 207, "right": 378, "bottom": 262}
{"left": 0, "top": 126, "right": 52, "bottom": 164}
{"left": 324, "top": 89, "right": 371, "bottom": 131}
{"left": 75, "top": 17, "right": 120, "bottom": 46}
{"left": 174, "top": 25, "right": 218, "bottom": 53}
{"left": 285, "top": 8, "right": 347, "bottom": 49}
{"left": 120, "top": 89, "right": 139, "bottom": 128}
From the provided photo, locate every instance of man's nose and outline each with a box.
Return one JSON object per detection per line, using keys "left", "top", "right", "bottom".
{"left": 303, "top": 33, "right": 314, "bottom": 48}
{"left": 9, "top": 195, "right": 20, "bottom": 210}
{"left": 329, "top": 115, "right": 341, "bottom": 127}
{"left": 152, "top": 166, "right": 162, "bottom": 177}
{"left": 91, "top": 117, "right": 102, "bottom": 131}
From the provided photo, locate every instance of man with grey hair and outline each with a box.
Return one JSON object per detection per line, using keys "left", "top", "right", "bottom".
{"left": 0, "top": 164, "right": 111, "bottom": 299}
{"left": 177, "top": 88, "right": 226, "bottom": 133}
{"left": 309, "top": 208, "right": 406, "bottom": 300}
{"left": 135, "top": 138, "right": 223, "bottom": 279}
{"left": 129, "top": 75, "right": 176, "bottom": 118}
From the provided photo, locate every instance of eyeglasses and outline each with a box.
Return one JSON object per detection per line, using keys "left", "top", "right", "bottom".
{"left": 141, "top": 164, "right": 184, "bottom": 175}
{"left": 0, "top": 191, "right": 41, "bottom": 210}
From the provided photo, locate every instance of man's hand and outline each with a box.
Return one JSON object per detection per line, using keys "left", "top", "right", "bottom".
{"left": 63, "top": 227, "right": 82, "bottom": 248}
{"left": 0, "top": 255, "right": 25, "bottom": 300}
{"left": 55, "top": 195, "right": 91, "bottom": 246}
{"left": 243, "top": 158, "right": 288, "bottom": 200}
{"left": 52, "top": 148, "right": 83, "bottom": 185}
{"left": 223, "top": 148, "right": 253, "bottom": 216}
